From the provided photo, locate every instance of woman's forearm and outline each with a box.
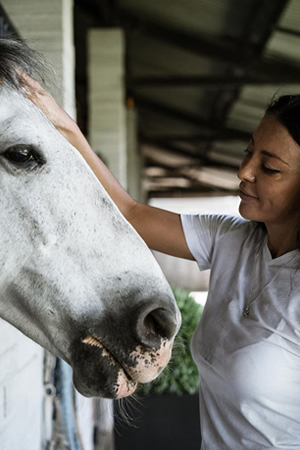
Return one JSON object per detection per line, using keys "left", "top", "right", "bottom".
{"left": 20, "top": 72, "right": 137, "bottom": 219}
{"left": 61, "top": 125, "right": 193, "bottom": 259}
{"left": 64, "top": 123, "right": 137, "bottom": 219}
{"left": 22, "top": 74, "right": 193, "bottom": 259}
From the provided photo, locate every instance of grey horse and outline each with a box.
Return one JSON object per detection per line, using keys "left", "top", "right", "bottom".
{"left": 0, "top": 38, "right": 181, "bottom": 399}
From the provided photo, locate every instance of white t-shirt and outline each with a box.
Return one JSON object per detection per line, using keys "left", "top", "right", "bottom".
{"left": 181, "top": 214, "right": 300, "bottom": 450}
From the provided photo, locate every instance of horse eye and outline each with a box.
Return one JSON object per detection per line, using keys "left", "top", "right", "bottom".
{"left": 5, "top": 147, "right": 36, "bottom": 164}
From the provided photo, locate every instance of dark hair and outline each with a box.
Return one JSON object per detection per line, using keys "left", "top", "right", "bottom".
{"left": 265, "top": 94, "right": 300, "bottom": 250}
{"left": 266, "top": 95, "right": 300, "bottom": 147}
{"left": 0, "top": 36, "right": 50, "bottom": 91}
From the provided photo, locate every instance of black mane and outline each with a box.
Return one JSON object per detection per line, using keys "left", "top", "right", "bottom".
{"left": 0, "top": 37, "right": 49, "bottom": 90}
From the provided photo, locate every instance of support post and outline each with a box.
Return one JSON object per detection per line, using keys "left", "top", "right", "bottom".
{"left": 88, "top": 28, "right": 127, "bottom": 188}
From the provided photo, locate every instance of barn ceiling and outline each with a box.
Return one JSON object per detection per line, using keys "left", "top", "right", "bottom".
{"left": 2, "top": 0, "right": 300, "bottom": 197}
{"left": 43, "top": 1, "right": 300, "bottom": 196}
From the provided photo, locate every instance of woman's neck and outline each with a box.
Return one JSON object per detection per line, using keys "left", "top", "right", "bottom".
{"left": 266, "top": 222, "right": 298, "bottom": 258}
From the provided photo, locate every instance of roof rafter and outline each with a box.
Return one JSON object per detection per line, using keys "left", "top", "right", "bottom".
{"left": 120, "top": 4, "right": 298, "bottom": 79}
{"left": 135, "top": 95, "right": 251, "bottom": 142}
{"left": 129, "top": 73, "right": 300, "bottom": 88}
{"left": 140, "top": 137, "right": 241, "bottom": 171}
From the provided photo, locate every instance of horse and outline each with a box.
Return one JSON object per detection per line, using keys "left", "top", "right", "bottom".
{"left": 0, "top": 38, "right": 181, "bottom": 399}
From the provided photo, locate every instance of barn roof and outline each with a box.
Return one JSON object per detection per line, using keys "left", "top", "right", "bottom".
{"left": 14, "top": 0, "right": 300, "bottom": 198}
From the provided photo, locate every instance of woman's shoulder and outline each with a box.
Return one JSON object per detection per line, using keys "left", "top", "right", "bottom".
{"left": 181, "top": 214, "right": 266, "bottom": 267}
{"left": 181, "top": 213, "right": 266, "bottom": 251}
{"left": 181, "top": 213, "right": 258, "bottom": 236}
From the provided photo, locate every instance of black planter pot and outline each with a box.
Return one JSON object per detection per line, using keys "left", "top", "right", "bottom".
{"left": 114, "top": 393, "right": 201, "bottom": 450}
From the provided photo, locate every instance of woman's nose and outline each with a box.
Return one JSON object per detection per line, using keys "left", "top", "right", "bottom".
{"left": 237, "top": 158, "right": 256, "bottom": 182}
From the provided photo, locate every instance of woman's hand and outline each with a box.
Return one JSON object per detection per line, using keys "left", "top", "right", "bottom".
{"left": 19, "top": 72, "right": 194, "bottom": 260}
{"left": 19, "top": 72, "right": 79, "bottom": 141}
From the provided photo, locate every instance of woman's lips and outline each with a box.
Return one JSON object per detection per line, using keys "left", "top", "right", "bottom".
{"left": 239, "top": 188, "right": 259, "bottom": 201}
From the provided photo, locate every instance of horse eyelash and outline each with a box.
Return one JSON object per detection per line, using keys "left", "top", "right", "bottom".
{"left": 4, "top": 145, "right": 46, "bottom": 167}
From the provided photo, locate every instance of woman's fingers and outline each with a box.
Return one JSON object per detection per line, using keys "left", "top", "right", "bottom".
{"left": 17, "top": 70, "right": 77, "bottom": 137}
{"left": 18, "top": 71, "right": 60, "bottom": 122}
{"left": 18, "top": 71, "right": 43, "bottom": 93}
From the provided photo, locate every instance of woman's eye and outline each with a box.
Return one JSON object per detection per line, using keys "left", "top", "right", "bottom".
{"left": 5, "top": 147, "right": 35, "bottom": 164}
{"left": 262, "top": 166, "right": 280, "bottom": 174}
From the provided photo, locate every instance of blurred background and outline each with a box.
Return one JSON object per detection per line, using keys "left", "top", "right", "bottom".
{"left": 3, "top": 0, "right": 300, "bottom": 295}
{"left": 1, "top": 0, "right": 300, "bottom": 449}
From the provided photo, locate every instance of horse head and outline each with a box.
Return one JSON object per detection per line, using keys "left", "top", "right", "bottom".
{"left": 0, "top": 38, "right": 181, "bottom": 398}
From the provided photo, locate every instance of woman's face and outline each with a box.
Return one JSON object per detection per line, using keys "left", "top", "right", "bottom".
{"left": 237, "top": 114, "right": 300, "bottom": 229}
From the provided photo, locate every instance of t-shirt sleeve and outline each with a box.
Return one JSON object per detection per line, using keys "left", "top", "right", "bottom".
{"left": 180, "top": 214, "right": 244, "bottom": 270}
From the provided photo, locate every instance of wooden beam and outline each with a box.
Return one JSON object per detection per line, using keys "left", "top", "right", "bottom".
{"left": 120, "top": 6, "right": 297, "bottom": 78}
{"left": 120, "top": 11, "right": 247, "bottom": 65}
{"left": 276, "top": 26, "right": 300, "bottom": 38}
{"left": 130, "top": 73, "right": 300, "bottom": 87}
{"left": 141, "top": 137, "right": 241, "bottom": 171}
{"left": 135, "top": 95, "right": 251, "bottom": 142}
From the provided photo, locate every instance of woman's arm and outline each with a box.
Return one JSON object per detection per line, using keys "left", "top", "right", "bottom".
{"left": 22, "top": 75, "right": 194, "bottom": 260}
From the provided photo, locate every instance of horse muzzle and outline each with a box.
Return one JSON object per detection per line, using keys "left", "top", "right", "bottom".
{"left": 71, "top": 302, "right": 180, "bottom": 398}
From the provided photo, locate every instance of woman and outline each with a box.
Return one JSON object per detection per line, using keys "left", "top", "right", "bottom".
{"left": 25, "top": 77, "right": 300, "bottom": 449}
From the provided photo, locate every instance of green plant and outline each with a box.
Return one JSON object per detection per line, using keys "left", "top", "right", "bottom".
{"left": 138, "top": 288, "right": 203, "bottom": 396}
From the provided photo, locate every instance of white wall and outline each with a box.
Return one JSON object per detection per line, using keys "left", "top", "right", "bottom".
{"left": 0, "top": 319, "right": 44, "bottom": 450}
{"left": 1, "top": 0, "right": 76, "bottom": 118}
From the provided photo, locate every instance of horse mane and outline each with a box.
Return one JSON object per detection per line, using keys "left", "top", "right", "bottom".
{"left": 0, "top": 37, "right": 51, "bottom": 91}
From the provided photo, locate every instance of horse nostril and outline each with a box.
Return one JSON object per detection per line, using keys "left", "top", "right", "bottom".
{"left": 134, "top": 306, "right": 178, "bottom": 348}
{"left": 145, "top": 308, "right": 177, "bottom": 339}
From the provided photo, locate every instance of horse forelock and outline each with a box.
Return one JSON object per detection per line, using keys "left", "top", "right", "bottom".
{"left": 0, "top": 36, "right": 53, "bottom": 94}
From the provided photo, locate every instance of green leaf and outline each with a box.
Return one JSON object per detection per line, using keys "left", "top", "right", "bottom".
{"left": 138, "top": 287, "right": 203, "bottom": 397}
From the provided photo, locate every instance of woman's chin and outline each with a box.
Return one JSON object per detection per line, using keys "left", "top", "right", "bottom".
{"left": 239, "top": 203, "right": 261, "bottom": 222}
